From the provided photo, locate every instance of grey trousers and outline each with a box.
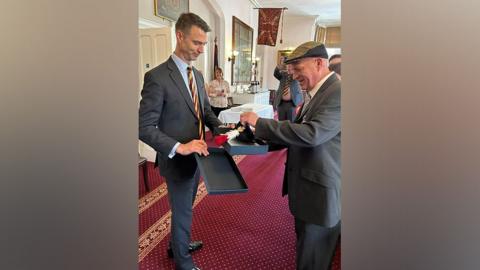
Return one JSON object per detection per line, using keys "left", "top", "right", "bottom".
{"left": 165, "top": 170, "right": 200, "bottom": 270}
{"left": 295, "top": 218, "right": 341, "bottom": 270}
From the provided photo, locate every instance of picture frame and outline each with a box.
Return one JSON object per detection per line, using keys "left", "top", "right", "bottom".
{"left": 232, "top": 16, "right": 254, "bottom": 85}
{"left": 277, "top": 49, "right": 293, "bottom": 65}
{"left": 154, "top": 0, "right": 189, "bottom": 22}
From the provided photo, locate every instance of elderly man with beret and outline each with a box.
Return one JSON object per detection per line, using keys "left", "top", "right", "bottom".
{"left": 240, "top": 41, "right": 341, "bottom": 270}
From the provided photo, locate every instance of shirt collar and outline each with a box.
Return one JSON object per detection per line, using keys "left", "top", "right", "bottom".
{"left": 171, "top": 53, "right": 190, "bottom": 72}
{"left": 308, "top": 71, "right": 335, "bottom": 98}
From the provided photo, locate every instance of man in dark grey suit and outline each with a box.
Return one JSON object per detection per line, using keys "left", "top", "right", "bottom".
{"left": 273, "top": 58, "right": 303, "bottom": 121}
{"left": 139, "top": 13, "right": 222, "bottom": 270}
{"left": 329, "top": 54, "right": 341, "bottom": 80}
{"left": 240, "top": 41, "right": 341, "bottom": 270}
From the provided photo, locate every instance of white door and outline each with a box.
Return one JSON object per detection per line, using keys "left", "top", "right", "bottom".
{"left": 138, "top": 27, "right": 172, "bottom": 162}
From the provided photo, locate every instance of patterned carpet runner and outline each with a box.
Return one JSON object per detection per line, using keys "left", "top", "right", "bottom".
{"left": 138, "top": 149, "right": 340, "bottom": 269}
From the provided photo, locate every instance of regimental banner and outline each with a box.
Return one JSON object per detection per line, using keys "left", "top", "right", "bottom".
{"left": 257, "top": 8, "right": 283, "bottom": 46}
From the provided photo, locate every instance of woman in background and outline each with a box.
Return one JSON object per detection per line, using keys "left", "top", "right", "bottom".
{"left": 207, "top": 67, "right": 230, "bottom": 116}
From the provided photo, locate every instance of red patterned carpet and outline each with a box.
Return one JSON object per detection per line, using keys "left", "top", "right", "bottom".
{"left": 138, "top": 149, "right": 340, "bottom": 270}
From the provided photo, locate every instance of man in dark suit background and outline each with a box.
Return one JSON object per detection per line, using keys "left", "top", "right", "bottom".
{"left": 328, "top": 54, "right": 341, "bottom": 80}
{"left": 273, "top": 57, "right": 303, "bottom": 121}
{"left": 240, "top": 41, "right": 341, "bottom": 270}
{"left": 139, "top": 13, "right": 222, "bottom": 270}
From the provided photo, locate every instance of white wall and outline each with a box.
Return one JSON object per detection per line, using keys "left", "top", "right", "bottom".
{"left": 139, "top": 1, "right": 319, "bottom": 92}
{"left": 138, "top": 0, "right": 220, "bottom": 81}
{"left": 208, "top": 0, "right": 258, "bottom": 87}
{"left": 191, "top": 0, "right": 220, "bottom": 81}
{"left": 138, "top": 0, "right": 259, "bottom": 85}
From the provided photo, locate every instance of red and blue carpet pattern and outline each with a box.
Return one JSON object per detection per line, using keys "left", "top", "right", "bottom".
{"left": 138, "top": 149, "right": 340, "bottom": 269}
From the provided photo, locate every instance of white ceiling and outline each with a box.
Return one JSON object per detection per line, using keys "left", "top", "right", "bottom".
{"left": 253, "top": 0, "right": 341, "bottom": 26}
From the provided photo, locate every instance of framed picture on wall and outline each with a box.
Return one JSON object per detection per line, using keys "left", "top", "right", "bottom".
{"left": 154, "top": 0, "right": 189, "bottom": 21}
{"left": 277, "top": 49, "right": 293, "bottom": 65}
{"left": 232, "top": 16, "right": 253, "bottom": 85}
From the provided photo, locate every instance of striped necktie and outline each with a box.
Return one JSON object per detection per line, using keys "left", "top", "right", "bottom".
{"left": 282, "top": 76, "right": 292, "bottom": 101}
{"left": 187, "top": 67, "right": 204, "bottom": 140}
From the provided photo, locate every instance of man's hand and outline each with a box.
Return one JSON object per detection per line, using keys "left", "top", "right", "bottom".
{"left": 176, "top": 140, "right": 209, "bottom": 156}
{"left": 240, "top": 112, "right": 259, "bottom": 127}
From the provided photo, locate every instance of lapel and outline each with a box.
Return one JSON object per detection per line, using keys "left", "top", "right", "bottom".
{"left": 167, "top": 57, "right": 196, "bottom": 116}
{"left": 294, "top": 74, "right": 338, "bottom": 122}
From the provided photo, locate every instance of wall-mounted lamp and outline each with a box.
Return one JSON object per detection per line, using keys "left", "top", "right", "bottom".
{"left": 228, "top": 50, "right": 239, "bottom": 63}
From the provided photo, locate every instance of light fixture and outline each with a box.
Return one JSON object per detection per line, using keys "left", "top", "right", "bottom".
{"left": 228, "top": 50, "right": 239, "bottom": 63}
{"left": 253, "top": 57, "right": 260, "bottom": 66}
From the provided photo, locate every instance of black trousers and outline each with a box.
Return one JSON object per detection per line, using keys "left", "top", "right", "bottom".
{"left": 277, "top": 100, "right": 296, "bottom": 121}
{"left": 295, "top": 218, "right": 341, "bottom": 270}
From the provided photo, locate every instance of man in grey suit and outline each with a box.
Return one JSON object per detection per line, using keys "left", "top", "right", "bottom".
{"left": 273, "top": 58, "right": 303, "bottom": 121}
{"left": 240, "top": 41, "right": 341, "bottom": 270}
{"left": 139, "top": 13, "right": 222, "bottom": 270}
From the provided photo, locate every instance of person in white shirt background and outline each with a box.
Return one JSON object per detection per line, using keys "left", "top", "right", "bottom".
{"left": 207, "top": 67, "right": 230, "bottom": 116}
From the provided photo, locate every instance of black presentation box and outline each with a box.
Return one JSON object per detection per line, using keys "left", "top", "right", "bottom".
{"left": 222, "top": 138, "right": 268, "bottom": 155}
{"left": 194, "top": 148, "right": 248, "bottom": 195}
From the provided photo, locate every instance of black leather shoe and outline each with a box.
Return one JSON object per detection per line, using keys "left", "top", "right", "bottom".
{"left": 167, "top": 241, "right": 203, "bottom": 258}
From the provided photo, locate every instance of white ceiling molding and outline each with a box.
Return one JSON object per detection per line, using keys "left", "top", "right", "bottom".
{"left": 255, "top": 0, "right": 340, "bottom": 25}
{"left": 249, "top": 0, "right": 262, "bottom": 8}
{"left": 315, "top": 15, "right": 340, "bottom": 28}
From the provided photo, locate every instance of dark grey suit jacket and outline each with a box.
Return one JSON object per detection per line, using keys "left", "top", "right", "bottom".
{"left": 273, "top": 67, "right": 303, "bottom": 108}
{"left": 255, "top": 74, "right": 341, "bottom": 227}
{"left": 139, "top": 56, "right": 222, "bottom": 181}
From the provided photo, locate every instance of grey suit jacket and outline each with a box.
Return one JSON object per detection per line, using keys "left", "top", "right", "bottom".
{"left": 273, "top": 67, "right": 303, "bottom": 108}
{"left": 255, "top": 74, "right": 341, "bottom": 227}
{"left": 139, "top": 56, "right": 222, "bottom": 181}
